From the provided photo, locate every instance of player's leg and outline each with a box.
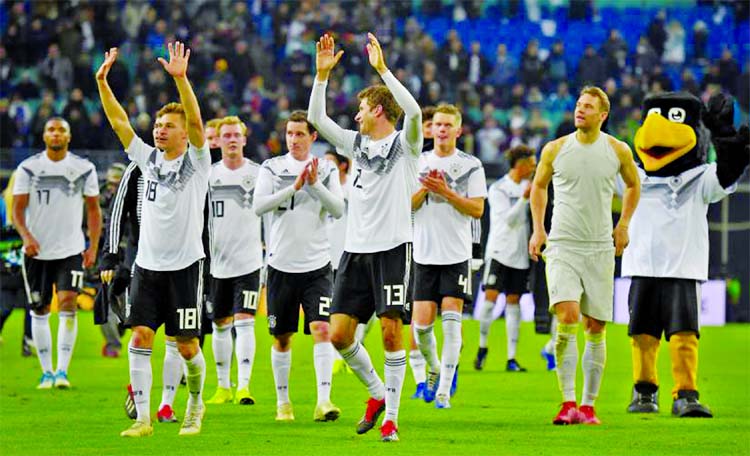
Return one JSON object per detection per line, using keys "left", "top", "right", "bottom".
{"left": 21, "top": 255, "right": 55, "bottom": 387}
{"left": 476, "top": 260, "right": 501, "bottom": 370}
{"left": 266, "top": 266, "right": 299, "bottom": 421}
{"left": 52, "top": 255, "right": 84, "bottom": 387}
{"left": 505, "top": 265, "right": 530, "bottom": 372}
{"left": 157, "top": 335, "right": 182, "bottom": 422}
{"left": 168, "top": 261, "right": 207, "bottom": 436}
{"left": 579, "top": 315, "right": 606, "bottom": 424}
{"left": 205, "top": 277, "right": 234, "bottom": 404}
{"left": 233, "top": 271, "right": 260, "bottom": 405}
{"left": 304, "top": 265, "right": 339, "bottom": 421}
{"left": 408, "top": 322, "right": 427, "bottom": 398}
{"left": 412, "top": 262, "right": 440, "bottom": 402}
{"left": 542, "top": 314, "right": 558, "bottom": 370}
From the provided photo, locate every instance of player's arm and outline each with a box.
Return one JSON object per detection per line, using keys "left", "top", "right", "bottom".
{"left": 95, "top": 48, "right": 135, "bottom": 148}
{"left": 420, "top": 171, "right": 484, "bottom": 218}
{"left": 368, "top": 33, "right": 423, "bottom": 155}
{"left": 506, "top": 184, "right": 531, "bottom": 228}
{"left": 411, "top": 187, "right": 429, "bottom": 211}
{"left": 307, "top": 158, "right": 345, "bottom": 218}
{"left": 11, "top": 193, "right": 40, "bottom": 257}
{"left": 529, "top": 140, "right": 558, "bottom": 261}
{"left": 158, "top": 41, "right": 205, "bottom": 148}
{"left": 253, "top": 165, "right": 303, "bottom": 216}
{"left": 83, "top": 195, "right": 102, "bottom": 269}
{"left": 308, "top": 34, "right": 357, "bottom": 154}
{"left": 612, "top": 138, "right": 641, "bottom": 257}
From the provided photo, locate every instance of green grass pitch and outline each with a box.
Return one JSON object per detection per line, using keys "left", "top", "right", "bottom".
{"left": 0, "top": 309, "right": 748, "bottom": 455}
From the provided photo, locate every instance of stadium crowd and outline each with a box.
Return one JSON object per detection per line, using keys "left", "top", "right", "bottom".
{"left": 1, "top": 0, "right": 748, "bottom": 175}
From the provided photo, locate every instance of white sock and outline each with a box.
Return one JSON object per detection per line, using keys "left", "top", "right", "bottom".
{"left": 160, "top": 340, "right": 182, "bottom": 408}
{"left": 211, "top": 322, "right": 232, "bottom": 389}
{"left": 505, "top": 304, "right": 520, "bottom": 360}
{"left": 128, "top": 340, "right": 153, "bottom": 424}
{"left": 31, "top": 311, "right": 53, "bottom": 373}
{"left": 478, "top": 299, "right": 495, "bottom": 348}
{"left": 556, "top": 323, "right": 579, "bottom": 403}
{"left": 409, "top": 349, "right": 427, "bottom": 385}
{"left": 544, "top": 315, "right": 558, "bottom": 354}
{"left": 354, "top": 323, "right": 367, "bottom": 342}
{"left": 384, "top": 350, "right": 406, "bottom": 425}
{"left": 184, "top": 348, "right": 206, "bottom": 408}
{"left": 339, "top": 341, "right": 385, "bottom": 399}
{"left": 438, "top": 311, "right": 462, "bottom": 397}
{"left": 582, "top": 331, "right": 607, "bottom": 407}
{"left": 271, "top": 347, "right": 291, "bottom": 405}
{"left": 234, "top": 318, "right": 256, "bottom": 391}
{"left": 313, "top": 342, "right": 334, "bottom": 403}
{"left": 414, "top": 323, "right": 440, "bottom": 372}
{"left": 56, "top": 311, "right": 77, "bottom": 373}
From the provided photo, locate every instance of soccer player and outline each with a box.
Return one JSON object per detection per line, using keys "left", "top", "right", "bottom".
{"left": 412, "top": 104, "right": 487, "bottom": 409}
{"left": 529, "top": 86, "right": 640, "bottom": 425}
{"left": 100, "top": 161, "right": 186, "bottom": 424}
{"left": 475, "top": 145, "right": 537, "bottom": 372}
{"left": 253, "top": 110, "right": 344, "bottom": 422}
{"left": 97, "top": 42, "right": 210, "bottom": 437}
{"left": 204, "top": 116, "right": 262, "bottom": 406}
{"left": 308, "top": 33, "right": 423, "bottom": 442}
{"left": 12, "top": 117, "right": 101, "bottom": 389}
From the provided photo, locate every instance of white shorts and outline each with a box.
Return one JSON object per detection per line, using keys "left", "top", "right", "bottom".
{"left": 544, "top": 244, "right": 615, "bottom": 322}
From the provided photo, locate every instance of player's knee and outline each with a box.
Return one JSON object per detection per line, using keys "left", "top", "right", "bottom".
{"left": 506, "top": 294, "right": 520, "bottom": 304}
{"left": 130, "top": 327, "right": 154, "bottom": 349}
{"left": 175, "top": 337, "right": 199, "bottom": 359}
{"left": 484, "top": 289, "right": 499, "bottom": 302}
{"left": 329, "top": 327, "right": 351, "bottom": 350}
{"left": 380, "top": 315, "right": 403, "bottom": 351}
{"left": 310, "top": 321, "right": 330, "bottom": 342}
{"left": 273, "top": 334, "right": 292, "bottom": 351}
{"left": 214, "top": 316, "right": 233, "bottom": 327}
{"left": 57, "top": 293, "right": 77, "bottom": 312}
{"left": 585, "top": 318, "right": 606, "bottom": 334}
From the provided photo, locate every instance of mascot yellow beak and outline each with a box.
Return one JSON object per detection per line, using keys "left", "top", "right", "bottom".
{"left": 634, "top": 113, "right": 697, "bottom": 171}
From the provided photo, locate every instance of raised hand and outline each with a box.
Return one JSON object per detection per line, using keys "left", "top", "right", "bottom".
{"left": 365, "top": 32, "right": 388, "bottom": 74}
{"left": 157, "top": 41, "right": 191, "bottom": 78}
{"left": 305, "top": 157, "right": 319, "bottom": 186}
{"left": 95, "top": 47, "right": 119, "bottom": 81}
{"left": 315, "top": 34, "right": 344, "bottom": 80}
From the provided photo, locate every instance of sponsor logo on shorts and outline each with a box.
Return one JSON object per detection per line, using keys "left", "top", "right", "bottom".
{"left": 487, "top": 274, "right": 497, "bottom": 286}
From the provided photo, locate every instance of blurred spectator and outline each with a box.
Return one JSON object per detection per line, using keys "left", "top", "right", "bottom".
{"left": 649, "top": 65, "right": 673, "bottom": 91}
{"left": 718, "top": 49, "right": 740, "bottom": 96}
{"left": 546, "top": 81, "right": 575, "bottom": 113}
{"left": 439, "top": 34, "right": 469, "bottom": 89}
{"left": 662, "top": 20, "right": 686, "bottom": 66}
{"left": 228, "top": 40, "right": 256, "bottom": 98}
{"left": 635, "top": 36, "right": 659, "bottom": 77}
{"left": 647, "top": 10, "right": 667, "bottom": 58}
{"left": 520, "top": 40, "right": 544, "bottom": 88}
{"left": 488, "top": 43, "right": 517, "bottom": 88}
{"left": 467, "top": 41, "right": 490, "bottom": 86}
{"left": 602, "top": 29, "right": 628, "bottom": 80}
{"left": 546, "top": 41, "right": 568, "bottom": 88}
{"left": 577, "top": 44, "right": 606, "bottom": 87}
{"left": 680, "top": 69, "right": 701, "bottom": 97}
{"left": 476, "top": 117, "right": 507, "bottom": 164}
{"left": 38, "top": 44, "right": 73, "bottom": 94}
{"left": 700, "top": 64, "right": 722, "bottom": 91}
{"left": 0, "top": 99, "right": 18, "bottom": 148}
{"left": 692, "top": 20, "right": 709, "bottom": 65}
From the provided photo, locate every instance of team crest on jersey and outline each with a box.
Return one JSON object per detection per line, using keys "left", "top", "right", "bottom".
{"left": 242, "top": 175, "right": 255, "bottom": 188}
{"left": 268, "top": 315, "right": 277, "bottom": 329}
{"left": 449, "top": 163, "right": 463, "bottom": 176}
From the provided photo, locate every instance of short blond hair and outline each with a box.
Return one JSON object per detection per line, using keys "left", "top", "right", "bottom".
{"left": 205, "top": 118, "right": 222, "bottom": 130}
{"left": 155, "top": 102, "right": 186, "bottom": 122}
{"left": 217, "top": 116, "right": 248, "bottom": 136}
{"left": 579, "top": 86, "right": 610, "bottom": 113}
{"left": 434, "top": 103, "right": 462, "bottom": 127}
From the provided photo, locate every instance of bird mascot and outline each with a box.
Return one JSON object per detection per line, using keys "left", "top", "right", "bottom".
{"left": 622, "top": 91, "right": 749, "bottom": 417}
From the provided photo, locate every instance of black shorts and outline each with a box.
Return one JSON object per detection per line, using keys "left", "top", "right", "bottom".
{"left": 266, "top": 263, "right": 332, "bottom": 336}
{"left": 208, "top": 269, "right": 261, "bottom": 320}
{"left": 22, "top": 254, "right": 84, "bottom": 311}
{"left": 332, "top": 243, "right": 412, "bottom": 324}
{"left": 628, "top": 276, "right": 701, "bottom": 341}
{"left": 482, "top": 259, "right": 529, "bottom": 295}
{"left": 127, "top": 260, "right": 204, "bottom": 338}
{"left": 413, "top": 260, "right": 471, "bottom": 303}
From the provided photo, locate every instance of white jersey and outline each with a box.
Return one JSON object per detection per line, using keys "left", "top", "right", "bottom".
{"left": 621, "top": 163, "right": 735, "bottom": 281}
{"left": 308, "top": 71, "right": 423, "bottom": 253}
{"left": 253, "top": 153, "right": 343, "bottom": 273}
{"left": 327, "top": 176, "right": 350, "bottom": 270}
{"left": 413, "top": 149, "right": 487, "bottom": 265}
{"left": 549, "top": 132, "right": 620, "bottom": 248}
{"left": 485, "top": 175, "right": 531, "bottom": 269}
{"left": 208, "top": 159, "right": 263, "bottom": 278}
{"left": 13, "top": 151, "right": 99, "bottom": 260}
{"left": 126, "top": 136, "right": 211, "bottom": 271}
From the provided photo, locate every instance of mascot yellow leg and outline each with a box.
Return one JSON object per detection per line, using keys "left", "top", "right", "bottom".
{"left": 669, "top": 331, "right": 713, "bottom": 418}
{"left": 627, "top": 334, "right": 660, "bottom": 413}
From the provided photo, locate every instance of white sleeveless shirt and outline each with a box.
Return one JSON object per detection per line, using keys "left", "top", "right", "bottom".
{"left": 548, "top": 132, "right": 620, "bottom": 248}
